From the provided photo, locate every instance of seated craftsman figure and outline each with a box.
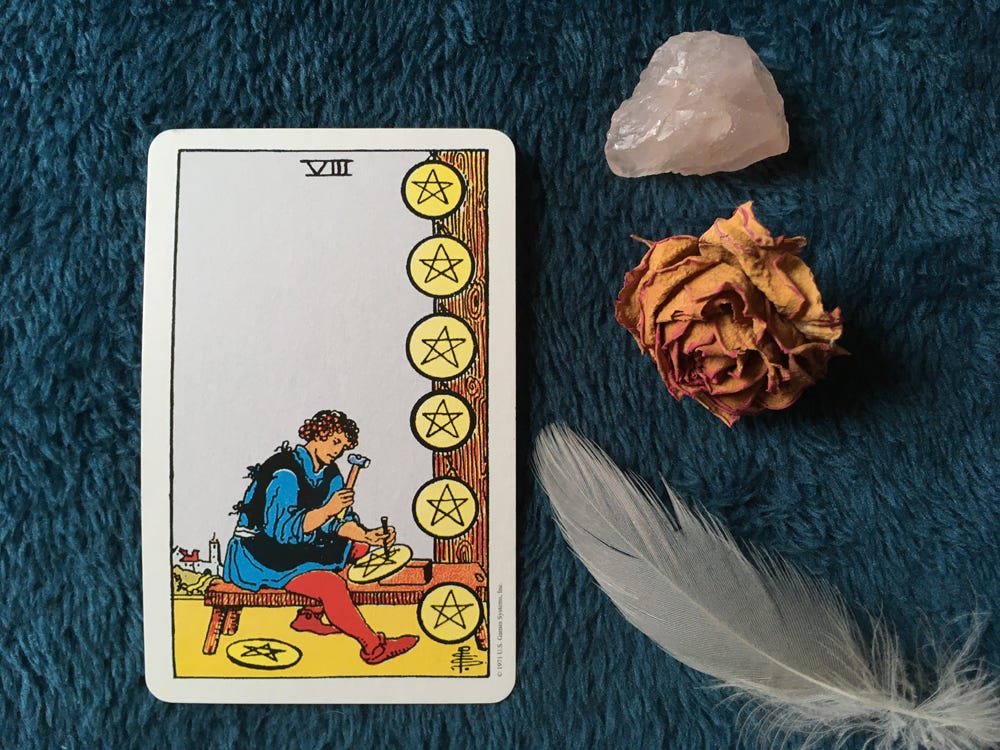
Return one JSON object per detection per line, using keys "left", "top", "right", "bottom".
{"left": 223, "top": 409, "right": 418, "bottom": 665}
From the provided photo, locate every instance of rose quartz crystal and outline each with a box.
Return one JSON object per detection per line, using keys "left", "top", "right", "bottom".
{"left": 605, "top": 32, "right": 789, "bottom": 177}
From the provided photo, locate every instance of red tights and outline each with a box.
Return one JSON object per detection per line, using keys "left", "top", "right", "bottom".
{"left": 286, "top": 565, "right": 378, "bottom": 652}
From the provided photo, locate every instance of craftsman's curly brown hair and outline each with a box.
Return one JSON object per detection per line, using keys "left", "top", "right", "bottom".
{"left": 298, "top": 410, "right": 359, "bottom": 448}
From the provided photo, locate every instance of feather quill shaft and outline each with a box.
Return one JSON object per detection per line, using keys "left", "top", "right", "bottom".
{"left": 533, "top": 424, "right": 1000, "bottom": 750}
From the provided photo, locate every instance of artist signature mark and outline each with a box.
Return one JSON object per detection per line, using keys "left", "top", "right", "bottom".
{"left": 450, "top": 645, "right": 485, "bottom": 674}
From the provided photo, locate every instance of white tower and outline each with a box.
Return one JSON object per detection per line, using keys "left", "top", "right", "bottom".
{"left": 208, "top": 532, "right": 222, "bottom": 576}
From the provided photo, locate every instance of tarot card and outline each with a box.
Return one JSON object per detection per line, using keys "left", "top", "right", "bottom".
{"left": 141, "top": 129, "right": 515, "bottom": 703}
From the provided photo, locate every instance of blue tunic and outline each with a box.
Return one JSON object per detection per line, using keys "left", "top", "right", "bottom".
{"left": 223, "top": 445, "right": 359, "bottom": 590}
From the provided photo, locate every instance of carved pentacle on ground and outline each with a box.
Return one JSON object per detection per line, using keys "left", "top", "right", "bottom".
{"left": 410, "top": 391, "right": 476, "bottom": 451}
{"left": 417, "top": 583, "right": 484, "bottom": 644}
{"left": 413, "top": 477, "right": 478, "bottom": 539}
{"left": 401, "top": 160, "right": 466, "bottom": 219}
{"left": 407, "top": 236, "right": 474, "bottom": 297}
{"left": 225, "top": 638, "right": 302, "bottom": 670}
{"left": 346, "top": 544, "right": 413, "bottom": 584}
{"left": 406, "top": 313, "right": 477, "bottom": 381}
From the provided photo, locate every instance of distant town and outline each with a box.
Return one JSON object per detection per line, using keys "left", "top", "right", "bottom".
{"left": 172, "top": 532, "right": 222, "bottom": 597}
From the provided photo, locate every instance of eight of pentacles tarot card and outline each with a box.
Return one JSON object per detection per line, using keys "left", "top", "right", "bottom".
{"left": 142, "top": 129, "right": 515, "bottom": 703}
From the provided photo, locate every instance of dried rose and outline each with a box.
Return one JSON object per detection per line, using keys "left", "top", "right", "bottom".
{"left": 615, "top": 202, "right": 845, "bottom": 426}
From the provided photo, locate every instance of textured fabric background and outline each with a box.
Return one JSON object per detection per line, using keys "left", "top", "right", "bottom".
{"left": 1, "top": 2, "right": 998, "bottom": 748}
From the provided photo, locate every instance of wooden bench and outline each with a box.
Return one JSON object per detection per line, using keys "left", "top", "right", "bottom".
{"left": 203, "top": 560, "right": 488, "bottom": 655}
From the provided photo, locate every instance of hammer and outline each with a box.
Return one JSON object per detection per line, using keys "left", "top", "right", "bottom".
{"left": 335, "top": 453, "right": 370, "bottom": 520}
{"left": 345, "top": 453, "right": 370, "bottom": 489}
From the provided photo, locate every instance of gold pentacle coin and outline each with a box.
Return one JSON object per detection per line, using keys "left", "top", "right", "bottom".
{"left": 410, "top": 391, "right": 475, "bottom": 451}
{"left": 417, "top": 583, "right": 483, "bottom": 644}
{"left": 406, "top": 314, "right": 477, "bottom": 381}
{"left": 346, "top": 544, "right": 413, "bottom": 584}
{"left": 401, "top": 160, "right": 466, "bottom": 219}
{"left": 412, "top": 478, "right": 478, "bottom": 539}
{"left": 407, "top": 236, "right": 474, "bottom": 298}
{"left": 225, "top": 638, "right": 302, "bottom": 671}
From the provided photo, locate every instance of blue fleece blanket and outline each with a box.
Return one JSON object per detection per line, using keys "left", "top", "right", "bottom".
{"left": 1, "top": 1, "right": 997, "bottom": 748}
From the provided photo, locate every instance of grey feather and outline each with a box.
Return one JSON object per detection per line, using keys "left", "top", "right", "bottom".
{"left": 533, "top": 424, "right": 1000, "bottom": 750}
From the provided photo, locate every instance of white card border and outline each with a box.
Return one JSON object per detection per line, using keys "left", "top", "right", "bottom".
{"left": 141, "top": 128, "right": 516, "bottom": 703}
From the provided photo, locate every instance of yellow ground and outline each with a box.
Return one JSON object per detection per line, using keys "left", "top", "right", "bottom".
{"left": 172, "top": 598, "right": 489, "bottom": 678}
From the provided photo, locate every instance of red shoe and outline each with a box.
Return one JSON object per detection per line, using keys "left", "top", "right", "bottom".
{"left": 290, "top": 607, "right": 341, "bottom": 635}
{"left": 360, "top": 633, "right": 419, "bottom": 665}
